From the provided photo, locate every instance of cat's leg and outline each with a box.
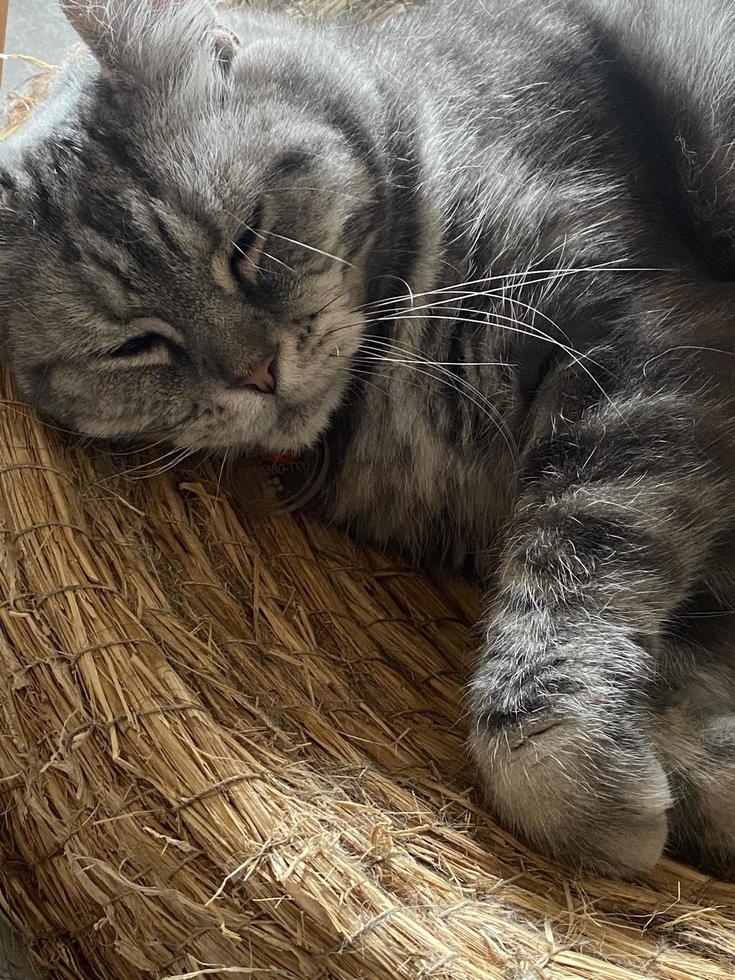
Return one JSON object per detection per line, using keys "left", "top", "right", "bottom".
{"left": 469, "top": 346, "right": 735, "bottom": 877}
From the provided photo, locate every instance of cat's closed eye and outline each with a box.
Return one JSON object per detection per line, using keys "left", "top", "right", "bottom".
{"left": 103, "top": 319, "right": 187, "bottom": 367}
{"left": 231, "top": 205, "right": 264, "bottom": 285}
{"left": 233, "top": 224, "right": 259, "bottom": 259}
{"left": 109, "top": 332, "right": 170, "bottom": 358}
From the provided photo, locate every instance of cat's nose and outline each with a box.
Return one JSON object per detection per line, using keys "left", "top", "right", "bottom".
{"left": 243, "top": 355, "right": 277, "bottom": 394}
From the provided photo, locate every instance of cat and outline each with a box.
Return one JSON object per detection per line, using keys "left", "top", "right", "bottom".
{"left": 2, "top": 0, "right": 735, "bottom": 880}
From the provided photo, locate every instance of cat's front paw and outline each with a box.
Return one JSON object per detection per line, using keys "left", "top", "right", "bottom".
{"left": 469, "top": 667, "right": 672, "bottom": 878}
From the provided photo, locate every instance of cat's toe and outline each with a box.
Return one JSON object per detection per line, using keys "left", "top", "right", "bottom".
{"left": 663, "top": 712, "right": 735, "bottom": 879}
{"left": 470, "top": 710, "right": 672, "bottom": 878}
{"left": 590, "top": 802, "right": 669, "bottom": 878}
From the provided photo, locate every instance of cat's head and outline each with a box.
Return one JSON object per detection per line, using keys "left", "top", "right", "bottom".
{"left": 0, "top": 0, "right": 387, "bottom": 453}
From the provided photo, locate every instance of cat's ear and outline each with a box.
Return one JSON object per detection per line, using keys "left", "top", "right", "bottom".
{"left": 60, "top": 0, "right": 239, "bottom": 77}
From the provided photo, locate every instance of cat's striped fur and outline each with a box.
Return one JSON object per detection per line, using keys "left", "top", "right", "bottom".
{"left": 2, "top": 0, "right": 735, "bottom": 877}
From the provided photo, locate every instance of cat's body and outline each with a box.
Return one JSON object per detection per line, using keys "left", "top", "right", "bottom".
{"left": 311, "top": 0, "right": 735, "bottom": 568}
{"left": 2, "top": 0, "right": 735, "bottom": 879}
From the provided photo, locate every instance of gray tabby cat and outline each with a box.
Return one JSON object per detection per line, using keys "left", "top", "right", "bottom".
{"left": 2, "top": 0, "right": 735, "bottom": 879}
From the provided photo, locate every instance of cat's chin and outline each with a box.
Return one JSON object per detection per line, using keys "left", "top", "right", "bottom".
{"left": 236, "top": 387, "right": 343, "bottom": 456}
{"left": 184, "top": 411, "right": 326, "bottom": 457}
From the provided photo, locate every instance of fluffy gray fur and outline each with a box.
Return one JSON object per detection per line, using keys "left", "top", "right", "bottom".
{"left": 2, "top": 0, "right": 735, "bottom": 879}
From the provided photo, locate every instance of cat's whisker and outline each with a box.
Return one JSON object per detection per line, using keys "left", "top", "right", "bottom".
{"left": 0, "top": 399, "right": 97, "bottom": 440}
{"left": 315, "top": 319, "right": 371, "bottom": 346}
{"left": 316, "top": 299, "right": 616, "bottom": 437}
{"left": 104, "top": 447, "right": 186, "bottom": 480}
{"left": 360, "top": 278, "right": 581, "bottom": 321}
{"left": 330, "top": 317, "right": 536, "bottom": 459}
{"left": 362, "top": 351, "right": 506, "bottom": 369}
{"left": 372, "top": 274, "right": 416, "bottom": 308}
{"left": 123, "top": 446, "right": 200, "bottom": 482}
{"left": 388, "top": 303, "right": 594, "bottom": 367}
{"left": 369, "top": 292, "right": 628, "bottom": 433}
{"left": 359, "top": 302, "right": 588, "bottom": 368}
{"left": 342, "top": 353, "right": 479, "bottom": 402}
{"left": 241, "top": 223, "right": 296, "bottom": 273}
{"left": 384, "top": 310, "right": 627, "bottom": 427}
{"left": 99, "top": 428, "right": 199, "bottom": 479}
{"left": 231, "top": 238, "right": 262, "bottom": 272}
{"left": 339, "top": 366, "right": 400, "bottom": 401}
{"left": 357, "top": 263, "right": 673, "bottom": 314}
{"left": 360, "top": 345, "right": 497, "bottom": 427}
{"left": 387, "top": 288, "right": 577, "bottom": 346}
{"left": 214, "top": 449, "right": 230, "bottom": 507}
{"left": 257, "top": 227, "right": 355, "bottom": 269}
{"left": 96, "top": 435, "right": 175, "bottom": 459}
{"left": 363, "top": 299, "right": 603, "bottom": 381}
{"left": 642, "top": 344, "right": 735, "bottom": 376}
{"left": 312, "top": 287, "right": 354, "bottom": 317}
{"left": 222, "top": 208, "right": 296, "bottom": 273}
{"left": 358, "top": 335, "right": 519, "bottom": 461}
